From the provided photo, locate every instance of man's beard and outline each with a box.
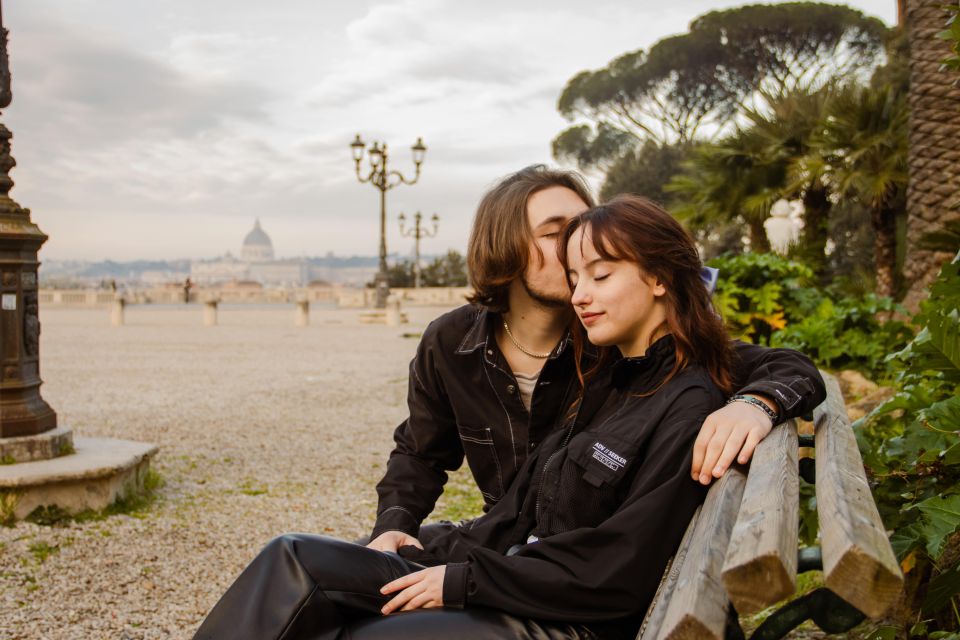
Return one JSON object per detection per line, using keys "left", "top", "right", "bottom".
{"left": 521, "top": 275, "right": 569, "bottom": 309}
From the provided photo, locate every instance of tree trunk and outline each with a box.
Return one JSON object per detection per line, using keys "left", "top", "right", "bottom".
{"left": 748, "top": 218, "right": 771, "bottom": 252}
{"left": 904, "top": 0, "right": 960, "bottom": 310}
{"left": 873, "top": 204, "right": 899, "bottom": 299}
{"left": 800, "top": 184, "right": 831, "bottom": 279}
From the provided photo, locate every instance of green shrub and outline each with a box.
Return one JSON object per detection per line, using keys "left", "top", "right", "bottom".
{"left": 708, "top": 252, "right": 815, "bottom": 343}
{"left": 709, "top": 252, "right": 911, "bottom": 381}
{"left": 771, "top": 294, "right": 912, "bottom": 383}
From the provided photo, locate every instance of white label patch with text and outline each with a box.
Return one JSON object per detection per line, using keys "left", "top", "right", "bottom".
{"left": 592, "top": 442, "right": 627, "bottom": 471}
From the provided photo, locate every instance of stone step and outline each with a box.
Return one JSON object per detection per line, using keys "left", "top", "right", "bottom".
{"left": 0, "top": 436, "right": 159, "bottom": 521}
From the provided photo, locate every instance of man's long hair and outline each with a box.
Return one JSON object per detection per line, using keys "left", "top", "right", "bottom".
{"left": 466, "top": 165, "right": 595, "bottom": 312}
{"left": 557, "top": 195, "right": 735, "bottom": 395}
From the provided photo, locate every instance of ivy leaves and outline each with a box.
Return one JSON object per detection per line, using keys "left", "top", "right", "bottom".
{"left": 914, "top": 495, "right": 960, "bottom": 559}
{"left": 857, "top": 252, "right": 960, "bottom": 624}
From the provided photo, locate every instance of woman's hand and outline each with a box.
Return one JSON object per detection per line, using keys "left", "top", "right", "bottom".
{"left": 380, "top": 566, "right": 445, "bottom": 614}
{"left": 691, "top": 395, "right": 776, "bottom": 485}
{"left": 367, "top": 531, "right": 423, "bottom": 553}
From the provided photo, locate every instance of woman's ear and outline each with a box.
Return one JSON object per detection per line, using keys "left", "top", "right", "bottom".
{"left": 652, "top": 278, "right": 667, "bottom": 297}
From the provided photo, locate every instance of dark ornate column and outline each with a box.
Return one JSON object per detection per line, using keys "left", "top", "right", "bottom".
{"left": 0, "top": 11, "right": 57, "bottom": 437}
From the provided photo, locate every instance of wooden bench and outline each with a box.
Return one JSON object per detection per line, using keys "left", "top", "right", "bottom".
{"left": 639, "top": 371, "right": 903, "bottom": 639}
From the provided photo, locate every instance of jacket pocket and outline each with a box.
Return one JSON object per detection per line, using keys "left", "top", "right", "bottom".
{"left": 571, "top": 433, "right": 638, "bottom": 489}
{"left": 538, "top": 433, "right": 638, "bottom": 536}
{"left": 456, "top": 424, "right": 505, "bottom": 503}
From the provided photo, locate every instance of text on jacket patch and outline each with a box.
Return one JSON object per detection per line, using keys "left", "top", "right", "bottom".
{"left": 592, "top": 442, "right": 627, "bottom": 471}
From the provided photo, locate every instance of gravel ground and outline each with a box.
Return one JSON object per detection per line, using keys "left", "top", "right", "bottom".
{"left": 0, "top": 304, "right": 459, "bottom": 640}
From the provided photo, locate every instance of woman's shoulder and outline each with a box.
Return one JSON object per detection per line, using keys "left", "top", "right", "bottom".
{"left": 590, "top": 364, "right": 722, "bottom": 453}
{"left": 661, "top": 364, "right": 726, "bottom": 412}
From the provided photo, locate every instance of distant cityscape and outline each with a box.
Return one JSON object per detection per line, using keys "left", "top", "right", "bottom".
{"left": 39, "top": 219, "right": 439, "bottom": 289}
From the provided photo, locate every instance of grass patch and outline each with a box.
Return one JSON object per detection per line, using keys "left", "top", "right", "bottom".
{"left": 1, "top": 454, "right": 16, "bottom": 465}
{"left": 431, "top": 467, "right": 485, "bottom": 523}
{"left": 238, "top": 478, "right": 268, "bottom": 496}
{"left": 58, "top": 440, "right": 76, "bottom": 457}
{"left": 23, "top": 505, "right": 72, "bottom": 527}
{"left": 142, "top": 468, "right": 165, "bottom": 493}
{"left": 1, "top": 490, "right": 21, "bottom": 526}
{"left": 27, "top": 541, "right": 59, "bottom": 564}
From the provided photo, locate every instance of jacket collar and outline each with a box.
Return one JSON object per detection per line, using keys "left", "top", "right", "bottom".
{"left": 610, "top": 334, "right": 677, "bottom": 391}
{"left": 455, "top": 306, "right": 490, "bottom": 355}
{"left": 455, "top": 306, "right": 574, "bottom": 360}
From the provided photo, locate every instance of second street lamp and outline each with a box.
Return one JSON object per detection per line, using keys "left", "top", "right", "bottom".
{"left": 349, "top": 134, "right": 426, "bottom": 308}
{"left": 398, "top": 211, "right": 439, "bottom": 289}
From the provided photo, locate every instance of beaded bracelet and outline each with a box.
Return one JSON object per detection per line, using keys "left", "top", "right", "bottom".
{"left": 726, "top": 394, "right": 779, "bottom": 424}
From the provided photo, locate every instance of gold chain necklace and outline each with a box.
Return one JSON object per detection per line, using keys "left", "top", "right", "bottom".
{"left": 502, "top": 319, "right": 552, "bottom": 359}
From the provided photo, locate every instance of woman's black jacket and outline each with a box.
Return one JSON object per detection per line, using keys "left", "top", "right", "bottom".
{"left": 408, "top": 335, "right": 725, "bottom": 629}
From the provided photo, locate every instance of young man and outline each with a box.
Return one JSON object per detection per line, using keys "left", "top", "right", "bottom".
{"left": 367, "top": 165, "right": 824, "bottom": 553}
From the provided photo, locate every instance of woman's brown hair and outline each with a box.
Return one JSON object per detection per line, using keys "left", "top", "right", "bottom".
{"left": 557, "top": 195, "right": 735, "bottom": 394}
{"left": 466, "top": 165, "right": 595, "bottom": 312}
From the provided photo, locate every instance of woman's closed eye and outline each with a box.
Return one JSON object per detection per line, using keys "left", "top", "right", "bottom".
{"left": 593, "top": 273, "right": 609, "bottom": 281}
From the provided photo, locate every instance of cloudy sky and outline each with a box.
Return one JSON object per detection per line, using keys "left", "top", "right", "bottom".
{"left": 4, "top": 0, "right": 895, "bottom": 262}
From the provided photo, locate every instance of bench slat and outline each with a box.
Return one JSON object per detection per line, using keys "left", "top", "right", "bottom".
{"left": 815, "top": 372, "right": 903, "bottom": 618}
{"left": 639, "top": 506, "right": 701, "bottom": 639}
{"left": 655, "top": 466, "right": 746, "bottom": 640}
{"left": 721, "top": 419, "right": 799, "bottom": 613}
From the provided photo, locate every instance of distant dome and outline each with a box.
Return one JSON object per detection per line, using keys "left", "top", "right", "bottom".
{"left": 241, "top": 219, "right": 274, "bottom": 263}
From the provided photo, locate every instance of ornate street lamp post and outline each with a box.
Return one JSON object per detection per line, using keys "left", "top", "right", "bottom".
{"left": 398, "top": 211, "right": 439, "bottom": 289}
{"left": 350, "top": 134, "right": 426, "bottom": 308}
{"left": 0, "top": 2, "right": 58, "bottom": 437}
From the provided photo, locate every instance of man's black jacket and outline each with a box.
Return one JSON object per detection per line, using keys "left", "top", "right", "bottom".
{"left": 371, "top": 304, "right": 826, "bottom": 539}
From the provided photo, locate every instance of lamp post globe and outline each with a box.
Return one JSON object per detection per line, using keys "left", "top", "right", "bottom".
{"left": 350, "top": 134, "right": 365, "bottom": 163}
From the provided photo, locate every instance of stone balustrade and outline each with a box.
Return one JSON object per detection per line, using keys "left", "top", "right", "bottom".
{"left": 38, "top": 286, "right": 473, "bottom": 309}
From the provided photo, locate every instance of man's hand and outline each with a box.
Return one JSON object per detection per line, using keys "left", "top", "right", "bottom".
{"left": 691, "top": 395, "right": 777, "bottom": 485}
{"left": 380, "top": 566, "right": 445, "bottom": 614}
{"left": 366, "top": 531, "right": 424, "bottom": 553}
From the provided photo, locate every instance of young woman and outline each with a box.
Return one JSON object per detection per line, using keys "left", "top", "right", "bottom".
{"left": 193, "top": 196, "right": 742, "bottom": 640}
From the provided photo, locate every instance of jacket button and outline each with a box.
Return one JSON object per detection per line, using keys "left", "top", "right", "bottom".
{"left": 506, "top": 384, "right": 516, "bottom": 394}
{"left": 486, "top": 349, "right": 494, "bottom": 356}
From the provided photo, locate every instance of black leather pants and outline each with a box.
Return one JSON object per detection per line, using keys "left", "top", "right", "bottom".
{"left": 192, "top": 534, "right": 598, "bottom": 640}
